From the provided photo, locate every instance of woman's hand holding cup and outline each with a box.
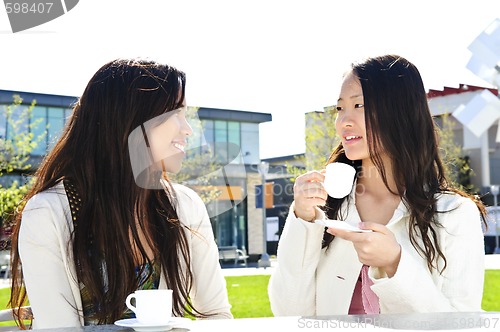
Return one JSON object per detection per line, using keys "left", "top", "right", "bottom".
{"left": 293, "top": 170, "right": 328, "bottom": 222}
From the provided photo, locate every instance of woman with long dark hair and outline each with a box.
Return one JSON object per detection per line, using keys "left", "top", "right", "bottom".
{"left": 9, "top": 58, "right": 232, "bottom": 328}
{"left": 269, "top": 54, "right": 486, "bottom": 315}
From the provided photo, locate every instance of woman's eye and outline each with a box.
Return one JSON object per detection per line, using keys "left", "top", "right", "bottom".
{"left": 354, "top": 104, "right": 364, "bottom": 109}
{"left": 336, "top": 106, "right": 343, "bottom": 112}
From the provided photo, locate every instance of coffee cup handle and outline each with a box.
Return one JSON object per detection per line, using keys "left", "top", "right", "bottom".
{"left": 125, "top": 293, "right": 137, "bottom": 314}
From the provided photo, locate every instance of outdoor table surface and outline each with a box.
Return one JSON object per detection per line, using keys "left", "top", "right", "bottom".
{"left": 21, "top": 311, "right": 500, "bottom": 332}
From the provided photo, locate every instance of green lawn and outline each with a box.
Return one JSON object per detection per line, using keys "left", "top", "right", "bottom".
{"left": 482, "top": 270, "right": 500, "bottom": 311}
{"left": 0, "top": 270, "right": 498, "bottom": 323}
{"left": 225, "top": 275, "right": 273, "bottom": 318}
{"left": 225, "top": 271, "right": 500, "bottom": 317}
{"left": 0, "top": 287, "right": 15, "bottom": 326}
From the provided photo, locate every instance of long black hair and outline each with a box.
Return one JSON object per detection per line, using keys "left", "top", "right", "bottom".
{"left": 322, "top": 54, "right": 486, "bottom": 273}
{"left": 11, "top": 58, "right": 207, "bottom": 324}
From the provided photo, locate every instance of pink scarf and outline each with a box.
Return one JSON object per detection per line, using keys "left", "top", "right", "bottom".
{"left": 361, "top": 265, "right": 380, "bottom": 314}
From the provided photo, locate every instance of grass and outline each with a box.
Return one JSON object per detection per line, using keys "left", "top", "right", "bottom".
{"left": 225, "top": 275, "right": 272, "bottom": 318}
{"left": 0, "top": 289, "right": 9, "bottom": 310}
{"left": 0, "top": 271, "right": 497, "bottom": 323}
{"left": 225, "top": 272, "right": 500, "bottom": 316}
{"left": 0, "top": 287, "right": 15, "bottom": 326}
{"left": 482, "top": 270, "right": 500, "bottom": 311}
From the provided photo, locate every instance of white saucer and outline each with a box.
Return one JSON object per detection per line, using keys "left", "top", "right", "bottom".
{"left": 114, "top": 317, "right": 189, "bottom": 331}
{"left": 315, "top": 219, "right": 372, "bottom": 233}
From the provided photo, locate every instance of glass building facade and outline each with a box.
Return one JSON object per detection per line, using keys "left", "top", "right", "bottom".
{"left": 0, "top": 90, "right": 272, "bottom": 254}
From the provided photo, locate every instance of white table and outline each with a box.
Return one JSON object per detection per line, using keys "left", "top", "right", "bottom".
{"left": 24, "top": 312, "right": 500, "bottom": 332}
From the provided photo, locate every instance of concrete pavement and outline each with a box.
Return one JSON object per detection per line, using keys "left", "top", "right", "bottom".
{"left": 222, "top": 254, "right": 500, "bottom": 277}
{"left": 485, "top": 254, "right": 500, "bottom": 270}
{"left": 221, "top": 259, "right": 276, "bottom": 277}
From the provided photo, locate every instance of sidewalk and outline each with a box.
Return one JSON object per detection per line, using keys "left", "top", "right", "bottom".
{"left": 0, "top": 277, "right": 9, "bottom": 289}
{"left": 221, "top": 259, "right": 276, "bottom": 277}
{"left": 485, "top": 254, "right": 500, "bottom": 270}
{"left": 222, "top": 254, "right": 500, "bottom": 277}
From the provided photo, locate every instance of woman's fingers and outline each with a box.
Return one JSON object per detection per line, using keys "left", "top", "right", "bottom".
{"left": 293, "top": 170, "right": 327, "bottom": 221}
{"left": 327, "top": 224, "right": 401, "bottom": 274}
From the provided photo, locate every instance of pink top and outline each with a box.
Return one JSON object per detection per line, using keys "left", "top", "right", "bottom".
{"left": 348, "top": 275, "right": 365, "bottom": 314}
{"left": 348, "top": 265, "right": 380, "bottom": 314}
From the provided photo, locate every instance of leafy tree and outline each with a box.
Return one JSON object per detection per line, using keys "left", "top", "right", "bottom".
{"left": 0, "top": 181, "right": 31, "bottom": 249}
{"left": 0, "top": 95, "right": 46, "bottom": 248}
{"left": 286, "top": 107, "right": 339, "bottom": 181}
{"left": 286, "top": 106, "right": 474, "bottom": 193}
{"left": 0, "top": 96, "right": 41, "bottom": 175}
{"left": 435, "top": 113, "right": 476, "bottom": 194}
{"left": 171, "top": 150, "right": 223, "bottom": 204}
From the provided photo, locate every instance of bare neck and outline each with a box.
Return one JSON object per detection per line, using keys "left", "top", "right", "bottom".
{"left": 357, "top": 159, "right": 399, "bottom": 198}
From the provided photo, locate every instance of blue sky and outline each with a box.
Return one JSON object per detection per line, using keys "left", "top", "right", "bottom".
{"left": 1, "top": 0, "right": 500, "bottom": 159}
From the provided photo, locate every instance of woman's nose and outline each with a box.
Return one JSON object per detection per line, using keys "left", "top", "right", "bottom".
{"left": 337, "top": 111, "right": 354, "bottom": 128}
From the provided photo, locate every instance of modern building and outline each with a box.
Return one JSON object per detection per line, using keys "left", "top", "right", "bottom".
{"left": 291, "top": 84, "right": 500, "bottom": 199}
{"left": 268, "top": 84, "right": 500, "bottom": 254}
{"left": 0, "top": 89, "right": 275, "bottom": 258}
{"left": 427, "top": 84, "right": 500, "bottom": 200}
{"left": 5, "top": 83, "right": 498, "bottom": 259}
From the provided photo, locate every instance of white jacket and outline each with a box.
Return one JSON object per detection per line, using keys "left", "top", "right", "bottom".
{"left": 19, "top": 181, "right": 232, "bottom": 329}
{"left": 268, "top": 190, "right": 485, "bottom": 316}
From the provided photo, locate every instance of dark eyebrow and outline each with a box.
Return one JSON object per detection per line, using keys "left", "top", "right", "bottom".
{"left": 337, "top": 94, "right": 363, "bottom": 103}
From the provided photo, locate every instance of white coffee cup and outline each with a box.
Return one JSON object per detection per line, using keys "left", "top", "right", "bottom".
{"left": 323, "top": 162, "right": 356, "bottom": 198}
{"left": 125, "top": 289, "right": 173, "bottom": 325}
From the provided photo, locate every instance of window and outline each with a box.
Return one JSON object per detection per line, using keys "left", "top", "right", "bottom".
{"left": 228, "top": 122, "right": 240, "bottom": 144}
{"left": 64, "top": 108, "right": 73, "bottom": 123}
{"left": 194, "top": 119, "right": 246, "bottom": 164}
{"left": 47, "top": 107, "right": 65, "bottom": 150}
{"left": 214, "top": 120, "right": 227, "bottom": 142}
{"left": 202, "top": 119, "right": 214, "bottom": 147}
{"left": 241, "top": 122, "right": 259, "bottom": 164}
{"left": 0, "top": 104, "right": 6, "bottom": 138}
{"left": 31, "top": 106, "right": 47, "bottom": 156}
{"left": 0, "top": 104, "right": 70, "bottom": 157}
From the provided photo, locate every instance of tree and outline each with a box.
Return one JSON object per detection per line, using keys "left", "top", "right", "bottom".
{"left": 286, "top": 107, "right": 339, "bottom": 181}
{"left": 435, "top": 113, "right": 477, "bottom": 194}
{"left": 0, "top": 95, "right": 42, "bottom": 175}
{"left": 286, "top": 106, "right": 474, "bottom": 193}
{"left": 0, "top": 181, "right": 31, "bottom": 249}
{"left": 0, "top": 95, "right": 46, "bottom": 249}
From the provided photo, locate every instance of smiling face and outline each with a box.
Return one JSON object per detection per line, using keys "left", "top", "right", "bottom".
{"left": 335, "top": 71, "right": 370, "bottom": 162}
{"left": 147, "top": 104, "right": 193, "bottom": 174}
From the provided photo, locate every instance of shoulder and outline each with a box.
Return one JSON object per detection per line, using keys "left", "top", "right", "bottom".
{"left": 171, "top": 183, "right": 209, "bottom": 229}
{"left": 172, "top": 183, "right": 204, "bottom": 205}
{"left": 435, "top": 191, "right": 478, "bottom": 213}
{"left": 24, "top": 182, "right": 67, "bottom": 212}
{"left": 160, "top": 179, "right": 207, "bottom": 217}
{"left": 20, "top": 182, "right": 72, "bottom": 237}
{"left": 434, "top": 191, "right": 482, "bottom": 232}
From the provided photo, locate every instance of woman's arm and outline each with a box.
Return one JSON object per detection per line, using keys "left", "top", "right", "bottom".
{"left": 370, "top": 196, "right": 485, "bottom": 312}
{"left": 268, "top": 203, "right": 326, "bottom": 316}
{"left": 176, "top": 186, "right": 233, "bottom": 319}
{"left": 18, "top": 195, "right": 82, "bottom": 328}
